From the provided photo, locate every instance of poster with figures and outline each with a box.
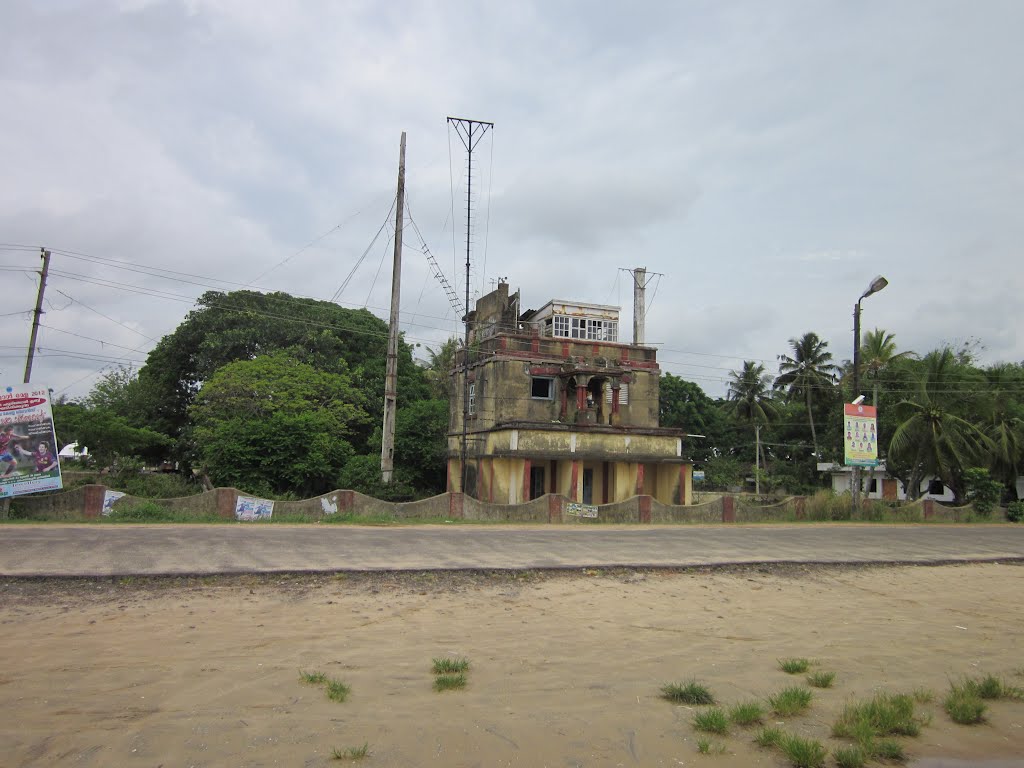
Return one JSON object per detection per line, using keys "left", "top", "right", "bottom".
{"left": 844, "top": 403, "right": 879, "bottom": 467}
{"left": 235, "top": 495, "right": 274, "bottom": 521}
{"left": 0, "top": 384, "right": 63, "bottom": 498}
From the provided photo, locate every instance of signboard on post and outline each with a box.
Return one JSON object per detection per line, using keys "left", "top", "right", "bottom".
{"left": 844, "top": 403, "right": 879, "bottom": 467}
{"left": 0, "top": 384, "right": 63, "bottom": 498}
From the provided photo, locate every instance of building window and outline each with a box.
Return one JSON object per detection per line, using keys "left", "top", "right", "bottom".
{"left": 468, "top": 382, "right": 476, "bottom": 415}
{"left": 553, "top": 315, "right": 570, "bottom": 337}
{"left": 605, "top": 382, "right": 628, "bottom": 404}
{"left": 586, "top": 319, "right": 617, "bottom": 341}
{"left": 531, "top": 377, "right": 554, "bottom": 399}
{"left": 571, "top": 317, "right": 585, "bottom": 338}
{"left": 868, "top": 479, "right": 878, "bottom": 494}
{"left": 927, "top": 479, "right": 944, "bottom": 495}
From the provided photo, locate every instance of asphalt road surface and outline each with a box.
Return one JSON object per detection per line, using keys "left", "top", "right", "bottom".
{"left": 1, "top": 523, "right": 1023, "bottom": 577}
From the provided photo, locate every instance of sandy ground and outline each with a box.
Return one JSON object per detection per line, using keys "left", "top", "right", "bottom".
{"left": 2, "top": 564, "right": 1024, "bottom": 768}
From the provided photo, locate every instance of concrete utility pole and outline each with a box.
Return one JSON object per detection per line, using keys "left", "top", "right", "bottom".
{"left": 380, "top": 133, "right": 406, "bottom": 484}
{"left": 633, "top": 266, "right": 646, "bottom": 345}
{"left": 24, "top": 248, "right": 51, "bottom": 384}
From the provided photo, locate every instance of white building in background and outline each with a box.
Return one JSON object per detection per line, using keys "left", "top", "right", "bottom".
{"left": 816, "top": 462, "right": 955, "bottom": 502}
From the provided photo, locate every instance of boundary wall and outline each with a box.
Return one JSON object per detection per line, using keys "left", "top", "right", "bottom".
{"left": 5, "top": 486, "right": 1007, "bottom": 523}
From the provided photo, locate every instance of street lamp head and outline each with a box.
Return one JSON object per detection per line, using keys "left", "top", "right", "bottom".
{"left": 861, "top": 275, "right": 888, "bottom": 299}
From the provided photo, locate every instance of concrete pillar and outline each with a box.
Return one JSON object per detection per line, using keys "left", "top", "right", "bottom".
{"left": 216, "top": 487, "right": 238, "bottom": 519}
{"left": 82, "top": 484, "right": 105, "bottom": 519}
{"left": 570, "top": 461, "right": 580, "bottom": 501}
{"left": 635, "top": 464, "right": 645, "bottom": 496}
{"left": 449, "top": 492, "right": 464, "bottom": 520}
{"left": 722, "top": 495, "right": 736, "bottom": 523}
{"left": 548, "top": 494, "right": 562, "bottom": 523}
{"left": 522, "top": 459, "right": 531, "bottom": 503}
{"left": 638, "top": 495, "right": 652, "bottom": 523}
{"left": 923, "top": 499, "right": 935, "bottom": 520}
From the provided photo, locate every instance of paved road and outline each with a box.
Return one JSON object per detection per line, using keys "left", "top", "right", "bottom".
{"left": 1, "top": 524, "right": 1023, "bottom": 577}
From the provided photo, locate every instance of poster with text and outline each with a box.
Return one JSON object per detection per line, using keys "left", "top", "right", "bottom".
{"left": 0, "top": 384, "right": 63, "bottom": 498}
{"left": 844, "top": 403, "right": 879, "bottom": 467}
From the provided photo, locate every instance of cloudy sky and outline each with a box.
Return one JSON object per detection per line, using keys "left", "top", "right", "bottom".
{"left": 2, "top": 0, "right": 1021, "bottom": 400}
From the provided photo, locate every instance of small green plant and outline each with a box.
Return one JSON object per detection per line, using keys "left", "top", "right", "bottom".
{"left": 807, "top": 671, "right": 835, "bottom": 688}
{"left": 693, "top": 708, "right": 729, "bottom": 734}
{"left": 1007, "top": 500, "right": 1024, "bottom": 523}
{"left": 755, "top": 727, "right": 785, "bottom": 748}
{"left": 912, "top": 687, "right": 934, "bottom": 704}
{"left": 778, "top": 733, "right": 827, "bottom": 768}
{"left": 833, "top": 745, "right": 867, "bottom": 768}
{"left": 728, "top": 700, "right": 765, "bottom": 726}
{"left": 325, "top": 679, "right": 351, "bottom": 702}
{"left": 432, "top": 657, "right": 470, "bottom": 674}
{"left": 945, "top": 685, "right": 986, "bottom": 724}
{"left": 332, "top": 742, "right": 369, "bottom": 760}
{"left": 959, "top": 673, "right": 1024, "bottom": 700}
{"left": 964, "top": 467, "right": 1002, "bottom": 517}
{"left": 433, "top": 673, "right": 467, "bottom": 692}
{"left": 768, "top": 686, "right": 812, "bottom": 716}
{"left": 832, "top": 692, "right": 921, "bottom": 742}
{"left": 299, "top": 670, "right": 327, "bottom": 685}
{"left": 871, "top": 739, "right": 905, "bottom": 762}
{"left": 695, "top": 736, "right": 725, "bottom": 755}
{"left": 661, "top": 680, "right": 715, "bottom": 705}
{"left": 779, "top": 658, "right": 811, "bottom": 674}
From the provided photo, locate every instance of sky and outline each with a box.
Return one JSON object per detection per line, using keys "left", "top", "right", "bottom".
{"left": 1, "top": 0, "right": 1022, "bottom": 400}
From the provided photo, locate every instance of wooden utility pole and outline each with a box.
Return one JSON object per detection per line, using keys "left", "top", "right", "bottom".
{"left": 380, "top": 132, "right": 406, "bottom": 484}
{"left": 24, "top": 247, "right": 51, "bottom": 384}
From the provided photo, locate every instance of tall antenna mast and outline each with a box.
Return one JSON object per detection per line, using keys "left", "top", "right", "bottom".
{"left": 448, "top": 116, "right": 493, "bottom": 496}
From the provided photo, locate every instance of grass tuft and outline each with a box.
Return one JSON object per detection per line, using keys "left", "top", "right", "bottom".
{"left": 331, "top": 742, "right": 369, "bottom": 760}
{"left": 660, "top": 680, "right": 715, "bottom": 705}
{"left": 728, "top": 700, "right": 765, "bottom": 726}
{"left": 778, "top": 733, "right": 827, "bottom": 768}
{"left": 299, "top": 670, "right": 327, "bottom": 685}
{"left": 871, "top": 738, "right": 906, "bottom": 762}
{"left": 695, "top": 736, "right": 726, "bottom": 755}
{"left": 755, "top": 726, "right": 785, "bottom": 748}
{"left": 433, "top": 672, "right": 467, "bottom": 692}
{"left": 325, "top": 679, "right": 351, "bottom": 703}
{"left": 768, "top": 686, "right": 813, "bottom": 716}
{"left": 833, "top": 745, "right": 867, "bottom": 768}
{"left": 944, "top": 685, "right": 987, "bottom": 725}
{"left": 779, "top": 658, "right": 811, "bottom": 674}
{"left": 912, "top": 687, "right": 934, "bottom": 704}
{"left": 693, "top": 707, "right": 729, "bottom": 734}
{"left": 807, "top": 671, "right": 835, "bottom": 689}
{"left": 832, "top": 692, "right": 921, "bottom": 742}
{"left": 432, "top": 657, "right": 470, "bottom": 675}
{"left": 959, "top": 674, "right": 1024, "bottom": 701}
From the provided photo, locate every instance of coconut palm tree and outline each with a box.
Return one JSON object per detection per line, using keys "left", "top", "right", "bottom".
{"left": 860, "top": 328, "right": 915, "bottom": 406}
{"left": 888, "top": 348, "right": 992, "bottom": 501}
{"left": 724, "top": 360, "right": 778, "bottom": 469}
{"left": 774, "top": 332, "right": 839, "bottom": 459}
{"left": 978, "top": 363, "right": 1024, "bottom": 489}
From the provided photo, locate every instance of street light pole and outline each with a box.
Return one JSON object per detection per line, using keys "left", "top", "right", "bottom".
{"left": 851, "top": 275, "right": 888, "bottom": 513}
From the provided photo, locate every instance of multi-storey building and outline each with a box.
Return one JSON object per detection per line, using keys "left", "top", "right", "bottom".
{"left": 447, "top": 281, "right": 692, "bottom": 506}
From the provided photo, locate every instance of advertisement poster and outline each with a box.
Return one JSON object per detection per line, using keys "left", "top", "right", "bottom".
{"left": 0, "top": 384, "right": 62, "bottom": 499}
{"left": 235, "top": 495, "right": 274, "bottom": 521}
{"left": 844, "top": 403, "right": 879, "bottom": 467}
{"left": 102, "top": 490, "right": 127, "bottom": 516}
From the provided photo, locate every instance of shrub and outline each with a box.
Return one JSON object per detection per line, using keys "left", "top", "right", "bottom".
{"left": 660, "top": 680, "right": 715, "bottom": 705}
{"left": 964, "top": 467, "right": 1002, "bottom": 517}
{"left": 944, "top": 683, "right": 986, "bottom": 725}
{"left": 693, "top": 708, "right": 729, "bottom": 734}
{"left": 1007, "top": 500, "right": 1024, "bottom": 523}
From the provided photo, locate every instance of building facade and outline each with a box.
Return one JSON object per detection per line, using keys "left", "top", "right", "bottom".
{"left": 447, "top": 282, "right": 692, "bottom": 506}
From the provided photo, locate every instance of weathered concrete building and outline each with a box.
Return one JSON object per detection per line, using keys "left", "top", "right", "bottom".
{"left": 447, "top": 281, "right": 692, "bottom": 506}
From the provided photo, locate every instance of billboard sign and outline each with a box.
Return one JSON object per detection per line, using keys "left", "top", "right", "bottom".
{"left": 844, "top": 403, "right": 879, "bottom": 467}
{"left": 0, "top": 384, "right": 63, "bottom": 498}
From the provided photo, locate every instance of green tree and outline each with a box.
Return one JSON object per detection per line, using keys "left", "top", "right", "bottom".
{"left": 887, "top": 348, "right": 991, "bottom": 501}
{"left": 394, "top": 398, "right": 450, "bottom": 494}
{"left": 424, "top": 338, "right": 458, "bottom": 400}
{"left": 774, "top": 332, "right": 839, "bottom": 459}
{"left": 977, "top": 363, "right": 1024, "bottom": 490}
{"left": 659, "top": 372, "right": 730, "bottom": 462}
{"left": 137, "top": 290, "right": 430, "bottom": 456}
{"left": 723, "top": 361, "right": 778, "bottom": 469}
{"left": 859, "top": 328, "right": 915, "bottom": 406}
{"left": 189, "top": 353, "right": 370, "bottom": 496}
{"left": 52, "top": 401, "right": 171, "bottom": 467}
